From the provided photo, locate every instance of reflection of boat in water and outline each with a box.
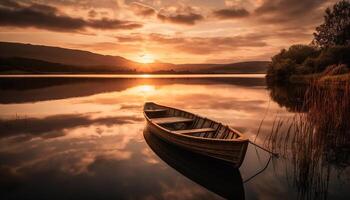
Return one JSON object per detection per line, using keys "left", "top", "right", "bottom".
{"left": 144, "top": 130, "right": 245, "bottom": 200}
{"left": 143, "top": 102, "right": 248, "bottom": 167}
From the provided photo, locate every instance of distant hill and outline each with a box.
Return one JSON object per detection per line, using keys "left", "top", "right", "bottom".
{"left": 0, "top": 42, "right": 269, "bottom": 74}
{"left": 0, "top": 42, "right": 138, "bottom": 70}
{"left": 199, "top": 61, "right": 269, "bottom": 74}
{"left": 0, "top": 57, "right": 132, "bottom": 73}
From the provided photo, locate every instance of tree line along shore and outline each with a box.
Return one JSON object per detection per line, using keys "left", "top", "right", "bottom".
{"left": 266, "top": 0, "right": 350, "bottom": 87}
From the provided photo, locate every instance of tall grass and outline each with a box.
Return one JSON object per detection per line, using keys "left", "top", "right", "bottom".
{"left": 265, "top": 79, "right": 350, "bottom": 200}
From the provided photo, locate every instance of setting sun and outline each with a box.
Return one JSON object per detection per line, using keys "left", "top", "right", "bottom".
{"left": 138, "top": 54, "right": 155, "bottom": 64}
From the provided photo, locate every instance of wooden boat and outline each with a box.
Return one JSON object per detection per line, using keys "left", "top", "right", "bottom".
{"left": 143, "top": 102, "right": 249, "bottom": 167}
{"left": 143, "top": 130, "right": 244, "bottom": 199}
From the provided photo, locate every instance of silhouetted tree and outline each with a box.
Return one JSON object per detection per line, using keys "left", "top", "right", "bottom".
{"left": 313, "top": 0, "right": 350, "bottom": 48}
{"left": 266, "top": 45, "right": 319, "bottom": 82}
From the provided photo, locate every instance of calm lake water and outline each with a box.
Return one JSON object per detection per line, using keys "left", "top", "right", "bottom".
{"left": 0, "top": 75, "right": 348, "bottom": 200}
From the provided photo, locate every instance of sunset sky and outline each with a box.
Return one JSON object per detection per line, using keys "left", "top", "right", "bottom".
{"left": 0, "top": 0, "right": 338, "bottom": 64}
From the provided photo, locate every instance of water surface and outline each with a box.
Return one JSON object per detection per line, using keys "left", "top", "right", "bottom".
{"left": 0, "top": 75, "right": 348, "bottom": 199}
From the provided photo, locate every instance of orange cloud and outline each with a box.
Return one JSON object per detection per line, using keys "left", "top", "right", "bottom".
{"left": 129, "top": 2, "right": 156, "bottom": 17}
{"left": 0, "top": 1, "right": 142, "bottom": 32}
{"left": 213, "top": 8, "right": 250, "bottom": 19}
{"left": 157, "top": 6, "right": 204, "bottom": 25}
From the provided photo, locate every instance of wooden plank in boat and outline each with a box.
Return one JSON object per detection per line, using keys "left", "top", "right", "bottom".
{"left": 144, "top": 109, "right": 167, "bottom": 113}
{"left": 151, "top": 117, "right": 194, "bottom": 124}
{"left": 172, "top": 128, "right": 215, "bottom": 135}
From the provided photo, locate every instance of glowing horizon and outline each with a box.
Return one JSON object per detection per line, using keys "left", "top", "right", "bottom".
{"left": 0, "top": 0, "right": 338, "bottom": 64}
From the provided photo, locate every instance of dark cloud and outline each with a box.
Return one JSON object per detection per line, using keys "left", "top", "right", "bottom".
{"left": 88, "top": 9, "right": 97, "bottom": 18}
{"left": 87, "top": 18, "right": 142, "bottom": 30}
{"left": 256, "top": 0, "right": 326, "bottom": 15}
{"left": 157, "top": 6, "right": 204, "bottom": 25}
{"left": 0, "top": 1, "right": 142, "bottom": 32}
{"left": 0, "top": 113, "right": 143, "bottom": 141}
{"left": 254, "top": 0, "right": 331, "bottom": 25}
{"left": 213, "top": 8, "right": 250, "bottom": 19}
{"left": 129, "top": 2, "right": 156, "bottom": 17}
{"left": 32, "top": 0, "right": 121, "bottom": 10}
{"left": 243, "top": 0, "right": 338, "bottom": 44}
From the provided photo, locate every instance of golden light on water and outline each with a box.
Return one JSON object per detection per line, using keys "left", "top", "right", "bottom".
{"left": 134, "top": 85, "right": 155, "bottom": 94}
{"left": 140, "top": 74, "right": 151, "bottom": 78}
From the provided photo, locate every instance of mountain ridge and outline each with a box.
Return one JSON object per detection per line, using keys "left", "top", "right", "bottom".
{"left": 0, "top": 41, "right": 270, "bottom": 74}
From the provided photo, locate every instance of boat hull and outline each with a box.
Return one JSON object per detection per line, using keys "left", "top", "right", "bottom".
{"left": 146, "top": 119, "right": 248, "bottom": 167}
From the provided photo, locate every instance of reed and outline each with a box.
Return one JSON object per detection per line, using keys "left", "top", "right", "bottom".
{"left": 265, "top": 79, "right": 350, "bottom": 200}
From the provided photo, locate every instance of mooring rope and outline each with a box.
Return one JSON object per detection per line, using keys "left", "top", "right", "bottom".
{"left": 248, "top": 140, "right": 279, "bottom": 157}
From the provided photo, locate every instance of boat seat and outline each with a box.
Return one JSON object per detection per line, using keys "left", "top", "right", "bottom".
{"left": 151, "top": 117, "right": 194, "bottom": 124}
{"left": 172, "top": 128, "right": 215, "bottom": 135}
{"left": 144, "top": 109, "right": 168, "bottom": 113}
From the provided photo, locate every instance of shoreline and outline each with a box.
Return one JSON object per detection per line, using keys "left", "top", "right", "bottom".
{"left": 0, "top": 73, "right": 266, "bottom": 79}
{"left": 290, "top": 73, "right": 350, "bottom": 85}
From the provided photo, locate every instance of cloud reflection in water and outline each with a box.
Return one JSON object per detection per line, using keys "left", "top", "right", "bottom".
{"left": 0, "top": 77, "right": 348, "bottom": 199}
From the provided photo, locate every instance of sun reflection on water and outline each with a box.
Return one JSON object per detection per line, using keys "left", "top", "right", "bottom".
{"left": 134, "top": 85, "right": 155, "bottom": 94}
{"left": 140, "top": 74, "right": 151, "bottom": 78}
